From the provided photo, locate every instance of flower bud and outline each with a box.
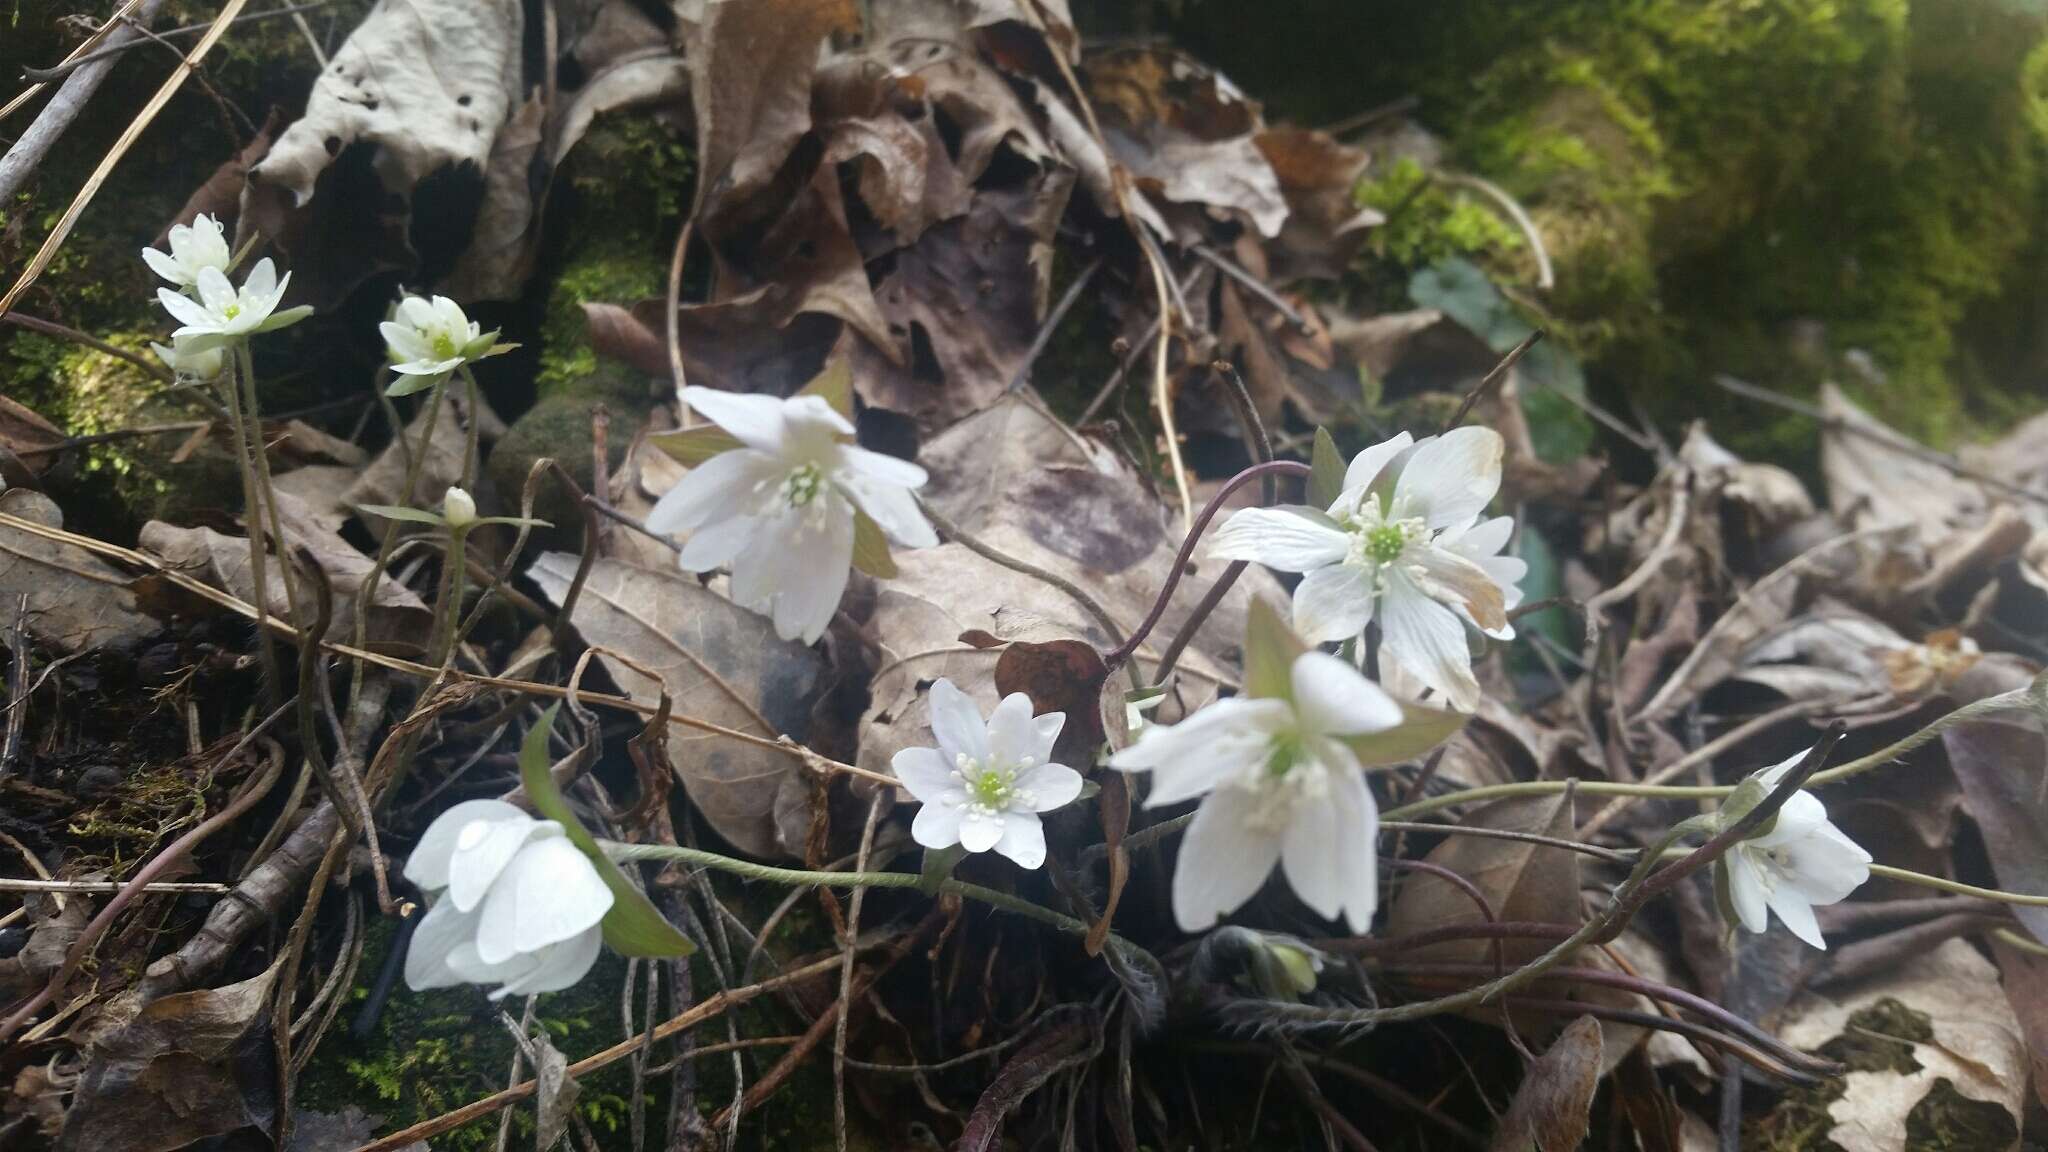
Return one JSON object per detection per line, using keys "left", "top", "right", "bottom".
{"left": 442, "top": 485, "right": 477, "bottom": 528}
{"left": 1243, "top": 932, "right": 1326, "bottom": 1000}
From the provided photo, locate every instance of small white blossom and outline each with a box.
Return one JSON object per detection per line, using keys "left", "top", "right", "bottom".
{"left": 149, "top": 334, "right": 225, "bottom": 381}
{"left": 380, "top": 294, "right": 499, "bottom": 382}
{"left": 156, "top": 258, "right": 311, "bottom": 350}
{"left": 442, "top": 485, "right": 478, "bottom": 529}
{"left": 892, "top": 679, "right": 1084, "bottom": 869}
{"left": 1109, "top": 650, "right": 1404, "bottom": 932}
{"left": 1721, "top": 751, "right": 1872, "bottom": 950}
{"left": 141, "top": 213, "right": 231, "bottom": 289}
{"left": 645, "top": 386, "right": 939, "bottom": 644}
{"left": 1206, "top": 428, "right": 1523, "bottom": 711}
{"left": 402, "top": 799, "right": 613, "bottom": 999}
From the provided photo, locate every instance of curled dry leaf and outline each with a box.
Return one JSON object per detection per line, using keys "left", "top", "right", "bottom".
{"left": 1086, "top": 48, "right": 1288, "bottom": 239}
{"left": 1940, "top": 659, "right": 2048, "bottom": 944}
{"left": 1385, "top": 791, "right": 1582, "bottom": 969}
{"left": 1, "top": 397, "right": 65, "bottom": 481}
{"left": 527, "top": 552, "right": 827, "bottom": 858}
{"left": 138, "top": 490, "right": 429, "bottom": 645}
{"left": 1774, "top": 939, "right": 2024, "bottom": 1152}
{"left": 244, "top": 0, "right": 526, "bottom": 307}
{"left": 60, "top": 962, "right": 281, "bottom": 1152}
{"left": 1253, "top": 126, "right": 1382, "bottom": 283}
{"left": 0, "top": 489, "right": 156, "bottom": 654}
{"left": 1488, "top": 1015, "right": 1604, "bottom": 1152}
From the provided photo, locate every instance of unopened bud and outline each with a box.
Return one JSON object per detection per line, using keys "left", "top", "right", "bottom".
{"left": 442, "top": 485, "right": 477, "bottom": 528}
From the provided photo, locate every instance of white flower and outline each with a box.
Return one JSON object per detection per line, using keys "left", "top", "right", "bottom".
{"left": 645, "top": 386, "right": 939, "bottom": 644}
{"left": 1721, "top": 751, "right": 1872, "bottom": 950}
{"left": 1109, "top": 650, "right": 1405, "bottom": 932}
{"left": 442, "top": 485, "right": 477, "bottom": 529}
{"left": 401, "top": 799, "right": 613, "bottom": 999}
{"left": 1206, "top": 428, "right": 1522, "bottom": 711}
{"left": 380, "top": 294, "right": 499, "bottom": 381}
{"left": 149, "top": 333, "right": 225, "bottom": 381}
{"left": 891, "top": 679, "right": 1084, "bottom": 869}
{"left": 141, "top": 213, "right": 231, "bottom": 289}
{"left": 156, "top": 258, "right": 311, "bottom": 350}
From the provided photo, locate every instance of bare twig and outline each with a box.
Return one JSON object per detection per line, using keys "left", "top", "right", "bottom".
{"left": 1443, "top": 329, "right": 1544, "bottom": 433}
{"left": 1011, "top": 256, "right": 1103, "bottom": 391}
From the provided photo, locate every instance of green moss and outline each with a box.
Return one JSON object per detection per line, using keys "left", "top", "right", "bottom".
{"left": 1349, "top": 158, "right": 1527, "bottom": 310}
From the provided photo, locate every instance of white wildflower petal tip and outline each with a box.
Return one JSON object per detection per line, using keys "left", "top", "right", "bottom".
{"left": 1721, "top": 748, "right": 1873, "bottom": 950}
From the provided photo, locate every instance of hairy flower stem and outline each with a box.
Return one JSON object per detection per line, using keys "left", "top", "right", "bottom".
{"left": 237, "top": 343, "right": 303, "bottom": 629}
{"left": 603, "top": 840, "right": 1161, "bottom": 974}
{"left": 1104, "top": 459, "right": 1310, "bottom": 673}
{"left": 1866, "top": 864, "right": 2048, "bottom": 907}
{"left": 220, "top": 348, "right": 282, "bottom": 697}
{"left": 429, "top": 525, "right": 470, "bottom": 671}
{"left": 347, "top": 373, "right": 447, "bottom": 710}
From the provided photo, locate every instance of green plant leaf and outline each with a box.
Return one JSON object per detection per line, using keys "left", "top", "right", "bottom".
{"left": 647, "top": 424, "right": 744, "bottom": 467}
{"left": 351, "top": 504, "right": 446, "bottom": 525}
{"left": 799, "top": 357, "right": 854, "bottom": 419}
{"left": 1344, "top": 701, "right": 1467, "bottom": 768}
{"left": 518, "top": 705, "right": 695, "bottom": 958}
{"left": 850, "top": 509, "right": 896, "bottom": 577}
{"left": 472, "top": 515, "right": 554, "bottom": 529}
{"left": 1309, "top": 426, "right": 1346, "bottom": 509}
{"left": 1241, "top": 597, "right": 1306, "bottom": 701}
{"left": 384, "top": 372, "right": 447, "bottom": 398}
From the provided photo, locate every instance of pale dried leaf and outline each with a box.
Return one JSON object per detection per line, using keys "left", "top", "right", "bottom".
{"left": 1488, "top": 1015, "right": 1603, "bottom": 1152}
{"left": 0, "top": 489, "right": 155, "bottom": 654}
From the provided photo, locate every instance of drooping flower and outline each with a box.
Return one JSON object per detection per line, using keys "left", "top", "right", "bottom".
{"left": 892, "top": 678, "right": 1084, "bottom": 869}
{"left": 1205, "top": 427, "right": 1521, "bottom": 711}
{"left": 141, "top": 213, "right": 231, "bottom": 290}
{"left": 1718, "top": 750, "right": 1872, "bottom": 950}
{"left": 379, "top": 294, "right": 501, "bottom": 390}
{"left": 402, "top": 799, "right": 613, "bottom": 998}
{"left": 645, "top": 385, "right": 938, "bottom": 644}
{"left": 149, "top": 333, "right": 225, "bottom": 381}
{"left": 1111, "top": 600, "right": 1464, "bottom": 932}
{"left": 156, "top": 259, "right": 311, "bottom": 351}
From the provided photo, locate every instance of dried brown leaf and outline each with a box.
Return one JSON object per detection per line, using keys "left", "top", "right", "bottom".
{"left": 0, "top": 489, "right": 156, "bottom": 653}
{"left": 1489, "top": 1015, "right": 1604, "bottom": 1152}
{"left": 526, "top": 552, "right": 827, "bottom": 857}
{"left": 1941, "top": 658, "right": 2048, "bottom": 943}
{"left": 1386, "top": 792, "right": 1583, "bottom": 969}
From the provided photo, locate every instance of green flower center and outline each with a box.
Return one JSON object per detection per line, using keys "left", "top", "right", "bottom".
{"left": 1364, "top": 523, "right": 1408, "bottom": 564}
{"left": 782, "top": 462, "right": 825, "bottom": 508}
{"left": 1264, "top": 733, "right": 1304, "bottom": 779}
{"left": 967, "top": 766, "right": 1016, "bottom": 810}
{"left": 222, "top": 303, "right": 241, "bottom": 320}
{"left": 432, "top": 331, "right": 458, "bottom": 359}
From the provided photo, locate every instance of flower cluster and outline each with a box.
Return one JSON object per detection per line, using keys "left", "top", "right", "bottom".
{"left": 1207, "top": 428, "right": 1524, "bottom": 711}
{"left": 402, "top": 800, "right": 613, "bottom": 999}
{"left": 144, "top": 213, "right": 310, "bottom": 355}
{"left": 646, "top": 386, "right": 938, "bottom": 644}
{"left": 380, "top": 293, "right": 503, "bottom": 393}
{"left": 893, "top": 679, "right": 1084, "bottom": 869}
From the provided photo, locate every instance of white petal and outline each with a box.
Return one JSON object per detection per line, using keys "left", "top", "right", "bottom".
{"left": 446, "top": 939, "right": 538, "bottom": 988}
{"left": 958, "top": 808, "right": 1004, "bottom": 853}
{"left": 769, "top": 502, "right": 854, "bottom": 644}
{"left": 836, "top": 444, "right": 928, "bottom": 489}
{"left": 194, "top": 266, "right": 238, "bottom": 314}
{"left": 1280, "top": 782, "right": 1344, "bottom": 923}
{"left": 1205, "top": 507, "right": 1349, "bottom": 572}
{"left": 1786, "top": 825, "right": 1872, "bottom": 902}
{"left": 1410, "top": 542, "right": 1509, "bottom": 633}
{"left": 381, "top": 322, "right": 432, "bottom": 362}
{"left": 646, "top": 449, "right": 779, "bottom": 535}
{"left": 912, "top": 799, "right": 965, "bottom": 849}
{"left": 1767, "top": 887, "right": 1827, "bottom": 950}
{"left": 1030, "top": 713, "right": 1065, "bottom": 765}
{"left": 1443, "top": 515, "right": 1515, "bottom": 560}
{"left": 1291, "top": 563, "right": 1377, "bottom": 644}
{"left": 1016, "top": 762, "right": 1084, "bottom": 813}
{"left": 241, "top": 258, "right": 279, "bottom": 300}
{"left": 494, "top": 926, "right": 604, "bottom": 997}
{"left": 1340, "top": 432, "right": 1415, "bottom": 499}
{"left": 1172, "top": 788, "right": 1282, "bottom": 931}
{"left": 402, "top": 898, "right": 479, "bottom": 990}
{"left": 836, "top": 467, "right": 937, "bottom": 548}
{"left": 1109, "top": 697, "right": 1292, "bottom": 807}
{"left": 142, "top": 246, "right": 188, "bottom": 284}
{"left": 403, "top": 799, "right": 531, "bottom": 891}
{"left": 1725, "top": 853, "right": 1771, "bottom": 935}
{"left": 1753, "top": 791, "right": 1829, "bottom": 846}
{"left": 778, "top": 394, "right": 857, "bottom": 454}
{"left": 1290, "top": 651, "right": 1402, "bottom": 737}
{"left": 474, "top": 837, "right": 613, "bottom": 964}
{"left": 1479, "top": 555, "right": 1528, "bottom": 613}
{"left": 1378, "top": 573, "right": 1481, "bottom": 710}
{"left": 1326, "top": 764, "right": 1380, "bottom": 933}
{"left": 676, "top": 515, "right": 758, "bottom": 573}
{"left": 391, "top": 358, "right": 459, "bottom": 377}
{"left": 1392, "top": 426, "right": 1503, "bottom": 530}
{"left": 398, "top": 295, "right": 438, "bottom": 329}
{"left": 984, "top": 693, "right": 1040, "bottom": 766}
{"left": 447, "top": 816, "right": 548, "bottom": 913}
{"left": 158, "top": 287, "right": 213, "bottom": 329}
{"left": 682, "top": 386, "right": 793, "bottom": 454}
{"left": 994, "top": 812, "right": 1047, "bottom": 869}
{"left": 431, "top": 295, "right": 469, "bottom": 334}
{"left": 927, "top": 678, "right": 990, "bottom": 766}
{"left": 891, "top": 746, "right": 955, "bottom": 803}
